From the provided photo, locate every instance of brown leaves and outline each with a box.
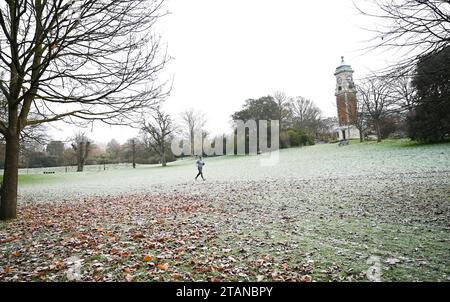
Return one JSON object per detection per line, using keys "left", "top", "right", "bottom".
{"left": 156, "top": 263, "right": 169, "bottom": 271}
{"left": 300, "top": 275, "right": 313, "bottom": 282}
{"left": 132, "top": 232, "right": 145, "bottom": 240}
{"left": 3, "top": 266, "right": 12, "bottom": 274}
{"left": 143, "top": 255, "right": 155, "bottom": 262}
{"left": 123, "top": 267, "right": 132, "bottom": 274}
{"left": 0, "top": 235, "right": 17, "bottom": 244}
{"left": 0, "top": 192, "right": 316, "bottom": 282}
{"left": 53, "top": 261, "right": 65, "bottom": 270}
{"left": 124, "top": 274, "right": 133, "bottom": 282}
{"left": 44, "top": 220, "right": 55, "bottom": 227}
{"left": 211, "top": 265, "right": 225, "bottom": 272}
{"left": 0, "top": 194, "right": 216, "bottom": 282}
{"left": 11, "top": 251, "right": 21, "bottom": 258}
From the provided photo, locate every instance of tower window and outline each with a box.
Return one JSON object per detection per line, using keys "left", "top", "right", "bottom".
{"left": 338, "top": 86, "right": 342, "bottom": 91}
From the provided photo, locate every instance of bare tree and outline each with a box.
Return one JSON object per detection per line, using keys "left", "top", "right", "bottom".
{"left": 19, "top": 136, "right": 46, "bottom": 170}
{"left": 0, "top": 0, "right": 169, "bottom": 219}
{"left": 62, "top": 147, "right": 76, "bottom": 168}
{"left": 272, "top": 90, "right": 291, "bottom": 128}
{"left": 131, "top": 139, "right": 136, "bottom": 169}
{"left": 122, "top": 137, "right": 139, "bottom": 167}
{"left": 106, "top": 139, "right": 121, "bottom": 162}
{"left": 390, "top": 73, "right": 416, "bottom": 112}
{"left": 1, "top": 75, "right": 49, "bottom": 146}
{"left": 316, "top": 117, "right": 339, "bottom": 143}
{"left": 2, "top": 123, "right": 49, "bottom": 149}
{"left": 71, "top": 132, "right": 91, "bottom": 172}
{"left": 180, "top": 108, "right": 206, "bottom": 156}
{"left": 290, "top": 96, "right": 322, "bottom": 136}
{"left": 356, "top": 0, "right": 450, "bottom": 71}
{"left": 355, "top": 96, "right": 371, "bottom": 143}
{"left": 357, "top": 77, "right": 396, "bottom": 142}
{"left": 143, "top": 107, "right": 174, "bottom": 167}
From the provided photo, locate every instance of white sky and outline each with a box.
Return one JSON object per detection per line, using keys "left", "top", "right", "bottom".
{"left": 49, "top": 0, "right": 395, "bottom": 145}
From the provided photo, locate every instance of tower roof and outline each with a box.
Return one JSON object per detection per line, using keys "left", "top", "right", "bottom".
{"left": 334, "top": 56, "right": 354, "bottom": 75}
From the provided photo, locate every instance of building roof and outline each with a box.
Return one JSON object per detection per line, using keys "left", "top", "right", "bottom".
{"left": 334, "top": 56, "right": 354, "bottom": 75}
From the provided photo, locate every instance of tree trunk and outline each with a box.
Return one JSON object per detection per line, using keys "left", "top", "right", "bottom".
{"left": 375, "top": 120, "right": 382, "bottom": 143}
{"left": 359, "top": 130, "right": 364, "bottom": 143}
{"left": 190, "top": 128, "right": 194, "bottom": 157}
{"left": 0, "top": 133, "right": 20, "bottom": 220}
{"left": 77, "top": 158, "right": 83, "bottom": 172}
{"left": 132, "top": 140, "right": 136, "bottom": 169}
{"left": 76, "top": 141, "right": 90, "bottom": 172}
{"left": 161, "top": 146, "right": 166, "bottom": 167}
{"left": 76, "top": 142, "right": 83, "bottom": 172}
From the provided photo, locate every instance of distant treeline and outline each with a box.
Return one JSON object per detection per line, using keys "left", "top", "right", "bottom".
{"left": 0, "top": 138, "right": 176, "bottom": 169}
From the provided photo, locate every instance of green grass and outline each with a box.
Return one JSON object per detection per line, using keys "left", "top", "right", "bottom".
{"left": 0, "top": 174, "right": 57, "bottom": 185}
{"left": 1, "top": 139, "right": 449, "bottom": 282}
{"left": 348, "top": 138, "right": 421, "bottom": 148}
{"left": 350, "top": 138, "right": 450, "bottom": 149}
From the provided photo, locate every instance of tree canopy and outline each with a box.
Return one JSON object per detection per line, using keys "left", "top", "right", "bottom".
{"left": 408, "top": 46, "right": 450, "bottom": 142}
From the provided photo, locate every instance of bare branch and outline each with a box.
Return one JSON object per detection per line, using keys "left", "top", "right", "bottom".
{"left": 355, "top": 0, "right": 450, "bottom": 72}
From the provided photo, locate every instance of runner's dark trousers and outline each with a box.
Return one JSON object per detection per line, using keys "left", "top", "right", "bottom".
{"left": 195, "top": 168, "right": 204, "bottom": 180}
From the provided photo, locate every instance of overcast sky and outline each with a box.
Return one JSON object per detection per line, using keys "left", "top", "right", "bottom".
{"left": 49, "top": 0, "right": 394, "bottom": 145}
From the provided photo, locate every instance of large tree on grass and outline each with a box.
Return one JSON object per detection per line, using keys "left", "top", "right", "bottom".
{"left": 289, "top": 96, "right": 322, "bottom": 137}
{"left": 106, "top": 139, "right": 121, "bottom": 162}
{"left": 180, "top": 108, "right": 206, "bottom": 156}
{"left": 232, "top": 96, "right": 280, "bottom": 123}
{"left": 143, "top": 107, "right": 174, "bottom": 167}
{"left": 272, "top": 90, "right": 292, "bottom": 129}
{"left": 0, "top": 0, "right": 169, "bottom": 220}
{"left": 232, "top": 96, "right": 280, "bottom": 153}
{"left": 71, "top": 132, "right": 90, "bottom": 172}
{"left": 408, "top": 46, "right": 450, "bottom": 143}
{"left": 357, "top": 77, "right": 396, "bottom": 143}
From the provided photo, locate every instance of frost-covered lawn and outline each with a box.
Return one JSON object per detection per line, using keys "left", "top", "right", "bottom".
{"left": 1, "top": 139, "right": 449, "bottom": 281}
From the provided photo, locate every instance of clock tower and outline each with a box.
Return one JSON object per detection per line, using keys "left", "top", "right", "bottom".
{"left": 334, "top": 56, "right": 359, "bottom": 141}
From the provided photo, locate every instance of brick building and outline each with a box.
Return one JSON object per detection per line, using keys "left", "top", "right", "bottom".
{"left": 334, "top": 57, "right": 360, "bottom": 140}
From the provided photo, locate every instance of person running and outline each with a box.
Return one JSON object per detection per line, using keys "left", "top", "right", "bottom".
{"left": 195, "top": 156, "right": 206, "bottom": 181}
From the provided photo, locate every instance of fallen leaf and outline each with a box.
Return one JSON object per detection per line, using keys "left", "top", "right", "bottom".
{"left": 124, "top": 274, "right": 133, "bottom": 282}
{"left": 156, "top": 263, "right": 169, "bottom": 271}
{"left": 143, "top": 255, "right": 154, "bottom": 262}
{"left": 132, "top": 233, "right": 145, "bottom": 239}
{"left": 11, "top": 251, "right": 21, "bottom": 257}
{"left": 301, "top": 275, "right": 313, "bottom": 282}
